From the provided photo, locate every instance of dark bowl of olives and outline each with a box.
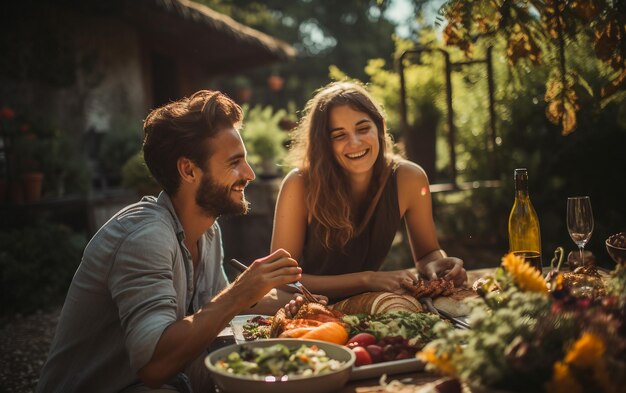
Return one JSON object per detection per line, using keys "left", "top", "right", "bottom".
{"left": 606, "top": 232, "right": 626, "bottom": 266}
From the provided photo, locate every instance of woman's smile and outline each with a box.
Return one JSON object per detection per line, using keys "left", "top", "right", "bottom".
{"left": 345, "top": 148, "right": 370, "bottom": 160}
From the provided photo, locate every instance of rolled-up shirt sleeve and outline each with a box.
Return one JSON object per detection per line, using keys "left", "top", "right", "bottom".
{"left": 108, "top": 221, "right": 179, "bottom": 372}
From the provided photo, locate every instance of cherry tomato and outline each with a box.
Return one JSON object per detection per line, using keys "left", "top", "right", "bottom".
{"left": 352, "top": 346, "right": 373, "bottom": 366}
{"left": 347, "top": 332, "right": 377, "bottom": 348}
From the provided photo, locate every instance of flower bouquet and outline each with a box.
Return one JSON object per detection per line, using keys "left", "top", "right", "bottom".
{"left": 418, "top": 253, "right": 626, "bottom": 392}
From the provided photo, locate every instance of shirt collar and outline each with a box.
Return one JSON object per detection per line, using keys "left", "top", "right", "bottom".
{"left": 152, "top": 191, "right": 216, "bottom": 243}
{"left": 154, "top": 191, "right": 186, "bottom": 243}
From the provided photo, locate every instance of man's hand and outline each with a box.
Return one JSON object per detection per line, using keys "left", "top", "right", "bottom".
{"left": 230, "top": 249, "right": 302, "bottom": 309}
{"left": 419, "top": 257, "right": 467, "bottom": 287}
{"left": 283, "top": 294, "right": 328, "bottom": 318}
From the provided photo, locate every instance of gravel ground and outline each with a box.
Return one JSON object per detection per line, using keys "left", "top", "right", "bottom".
{"left": 0, "top": 307, "right": 61, "bottom": 393}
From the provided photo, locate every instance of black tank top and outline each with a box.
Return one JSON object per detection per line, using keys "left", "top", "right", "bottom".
{"left": 301, "top": 164, "right": 402, "bottom": 276}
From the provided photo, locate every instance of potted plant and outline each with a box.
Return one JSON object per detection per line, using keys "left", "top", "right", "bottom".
{"left": 17, "top": 125, "right": 46, "bottom": 202}
{"left": 44, "top": 128, "right": 92, "bottom": 197}
{"left": 0, "top": 107, "right": 47, "bottom": 203}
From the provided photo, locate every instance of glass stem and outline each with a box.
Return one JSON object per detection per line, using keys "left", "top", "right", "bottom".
{"left": 579, "top": 246, "right": 584, "bottom": 267}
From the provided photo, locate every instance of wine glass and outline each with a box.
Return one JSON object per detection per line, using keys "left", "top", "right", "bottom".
{"left": 566, "top": 196, "right": 594, "bottom": 268}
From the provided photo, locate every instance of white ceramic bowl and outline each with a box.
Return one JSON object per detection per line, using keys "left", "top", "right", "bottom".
{"left": 205, "top": 338, "right": 355, "bottom": 393}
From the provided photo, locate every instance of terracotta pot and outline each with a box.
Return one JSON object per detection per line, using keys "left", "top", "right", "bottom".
{"left": 236, "top": 87, "right": 252, "bottom": 103}
{"left": 22, "top": 171, "right": 44, "bottom": 203}
{"left": 267, "top": 75, "right": 284, "bottom": 91}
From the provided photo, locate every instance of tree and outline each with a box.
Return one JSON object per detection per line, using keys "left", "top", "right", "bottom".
{"left": 439, "top": 0, "right": 625, "bottom": 135}
{"left": 193, "top": 0, "right": 412, "bottom": 106}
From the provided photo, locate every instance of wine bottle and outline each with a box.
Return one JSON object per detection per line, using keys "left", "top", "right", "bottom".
{"left": 508, "top": 168, "right": 542, "bottom": 271}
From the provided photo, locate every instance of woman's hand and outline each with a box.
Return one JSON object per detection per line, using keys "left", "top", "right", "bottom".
{"left": 283, "top": 294, "right": 329, "bottom": 318}
{"left": 419, "top": 257, "right": 467, "bottom": 287}
{"left": 367, "top": 270, "right": 420, "bottom": 294}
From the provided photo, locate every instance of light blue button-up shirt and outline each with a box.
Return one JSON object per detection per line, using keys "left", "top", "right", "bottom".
{"left": 37, "top": 192, "right": 227, "bottom": 392}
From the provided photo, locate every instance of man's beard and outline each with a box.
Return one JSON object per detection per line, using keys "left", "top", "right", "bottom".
{"left": 196, "top": 172, "right": 250, "bottom": 217}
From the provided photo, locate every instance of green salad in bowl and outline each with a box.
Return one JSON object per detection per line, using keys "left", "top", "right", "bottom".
{"left": 216, "top": 342, "right": 344, "bottom": 379}
{"left": 205, "top": 339, "right": 355, "bottom": 393}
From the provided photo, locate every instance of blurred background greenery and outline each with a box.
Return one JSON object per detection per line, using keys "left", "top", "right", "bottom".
{"left": 0, "top": 0, "right": 624, "bottom": 316}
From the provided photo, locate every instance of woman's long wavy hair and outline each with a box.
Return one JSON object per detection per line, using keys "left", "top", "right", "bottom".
{"left": 287, "top": 81, "right": 395, "bottom": 250}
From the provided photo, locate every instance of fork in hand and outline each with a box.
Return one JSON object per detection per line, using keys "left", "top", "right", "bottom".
{"left": 228, "top": 259, "right": 318, "bottom": 303}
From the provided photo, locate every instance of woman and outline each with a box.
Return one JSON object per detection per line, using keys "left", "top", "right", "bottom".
{"left": 271, "top": 81, "right": 466, "bottom": 302}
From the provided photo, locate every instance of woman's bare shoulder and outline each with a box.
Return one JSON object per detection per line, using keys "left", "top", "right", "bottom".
{"left": 395, "top": 160, "right": 429, "bottom": 185}
{"left": 281, "top": 168, "right": 306, "bottom": 187}
{"left": 278, "top": 168, "right": 308, "bottom": 199}
{"left": 394, "top": 161, "right": 432, "bottom": 213}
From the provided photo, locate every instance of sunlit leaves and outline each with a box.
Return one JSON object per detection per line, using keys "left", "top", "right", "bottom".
{"left": 542, "top": 0, "right": 571, "bottom": 40}
{"left": 506, "top": 24, "right": 542, "bottom": 65}
{"left": 440, "top": 0, "right": 626, "bottom": 135}
{"left": 571, "top": 0, "right": 599, "bottom": 23}
{"left": 602, "top": 68, "right": 626, "bottom": 101}
{"left": 442, "top": 1, "right": 476, "bottom": 56}
{"left": 443, "top": 22, "right": 474, "bottom": 57}
{"left": 544, "top": 69, "right": 580, "bottom": 135}
{"left": 594, "top": 19, "right": 621, "bottom": 66}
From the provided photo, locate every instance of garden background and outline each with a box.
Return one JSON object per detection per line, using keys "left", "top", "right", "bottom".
{"left": 0, "top": 0, "right": 624, "bottom": 390}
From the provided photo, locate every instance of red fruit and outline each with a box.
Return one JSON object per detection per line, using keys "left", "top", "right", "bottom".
{"left": 395, "top": 349, "right": 412, "bottom": 360}
{"left": 365, "top": 345, "right": 384, "bottom": 363}
{"left": 352, "top": 346, "right": 373, "bottom": 366}
{"left": 347, "top": 332, "right": 377, "bottom": 348}
{"left": 385, "top": 335, "right": 405, "bottom": 344}
{"left": 382, "top": 344, "right": 397, "bottom": 361}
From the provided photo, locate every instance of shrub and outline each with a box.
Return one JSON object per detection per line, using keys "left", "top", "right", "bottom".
{"left": 121, "top": 151, "right": 161, "bottom": 197}
{"left": 0, "top": 222, "right": 87, "bottom": 316}
{"left": 241, "top": 105, "right": 289, "bottom": 176}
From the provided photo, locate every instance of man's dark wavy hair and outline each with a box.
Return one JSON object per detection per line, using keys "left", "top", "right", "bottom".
{"left": 143, "top": 90, "right": 242, "bottom": 195}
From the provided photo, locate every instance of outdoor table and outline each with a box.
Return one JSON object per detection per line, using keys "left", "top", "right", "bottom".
{"left": 208, "top": 267, "right": 501, "bottom": 393}
{"left": 337, "top": 371, "right": 444, "bottom": 392}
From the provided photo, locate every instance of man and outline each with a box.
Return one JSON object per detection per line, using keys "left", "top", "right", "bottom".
{"left": 37, "top": 90, "right": 303, "bottom": 392}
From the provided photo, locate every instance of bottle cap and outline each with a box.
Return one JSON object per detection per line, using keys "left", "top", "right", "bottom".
{"left": 514, "top": 168, "right": 528, "bottom": 191}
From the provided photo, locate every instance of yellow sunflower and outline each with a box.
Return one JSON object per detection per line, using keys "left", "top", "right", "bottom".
{"left": 564, "top": 332, "right": 605, "bottom": 369}
{"left": 545, "top": 361, "right": 583, "bottom": 393}
{"left": 501, "top": 252, "right": 548, "bottom": 293}
{"left": 418, "top": 347, "right": 456, "bottom": 376}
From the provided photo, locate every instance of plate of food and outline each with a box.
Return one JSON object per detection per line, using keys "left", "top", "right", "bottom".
{"left": 345, "top": 332, "right": 426, "bottom": 380}
{"left": 233, "top": 300, "right": 449, "bottom": 381}
{"left": 205, "top": 338, "right": 355, "bottom": 393}
{"left": 341, "top": 311, "right": 444, "bottom": 380}
{"left": 231, "top": 314, "right": 272, "bottom": 344}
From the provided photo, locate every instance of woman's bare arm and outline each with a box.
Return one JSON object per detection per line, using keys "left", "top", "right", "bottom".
{"left": 397, "top": 161, "right": 466, "bottom": 284}
{"left": 271, "top": 169, "right": 309, "bottom": 261}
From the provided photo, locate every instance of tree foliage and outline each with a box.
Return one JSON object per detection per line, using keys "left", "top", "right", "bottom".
{"left": 439, "top": 0, "right": 626, "bottom": 135}
{"left": 193, "top": 0, "right": 418, "bottom": 106}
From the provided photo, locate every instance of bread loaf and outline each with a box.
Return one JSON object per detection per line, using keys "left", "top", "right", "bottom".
{"left": 330, "top": 292, "right": 423, "bottom": 315}
{"left": 432, "top": 288, "right": 476, "bottom": 317}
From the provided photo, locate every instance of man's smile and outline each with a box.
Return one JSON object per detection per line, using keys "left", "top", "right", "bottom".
{"left": 231, "top": 181, "right": 248, "bottom": 193}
